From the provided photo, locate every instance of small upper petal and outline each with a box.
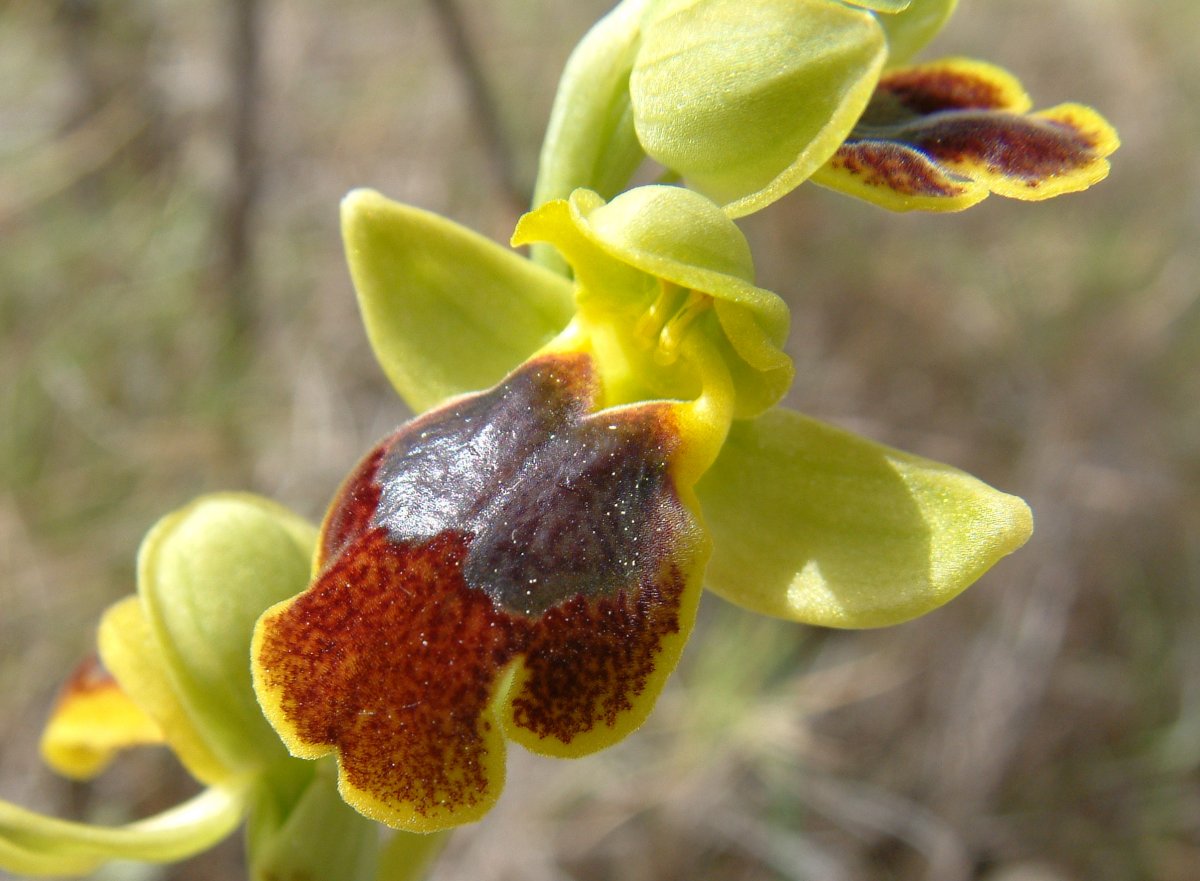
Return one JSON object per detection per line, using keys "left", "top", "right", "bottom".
{"left": 514, "top": 186, "right": 793, "bottom": 418}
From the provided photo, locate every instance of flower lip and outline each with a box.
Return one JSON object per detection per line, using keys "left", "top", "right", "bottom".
{"left": 814, "top": 58, "right": 1119, "bottom": 210}
{"left": 858, "top": 57, "right": 1029, "bottom": 123}
{"left": 362, "top": 350, "right": 686, "bottom": 617}
{"left": 254, "top": 351, "right": 708, "bottom": 831}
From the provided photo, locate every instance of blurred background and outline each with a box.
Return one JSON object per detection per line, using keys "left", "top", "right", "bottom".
{"left": 1, "top": 0, "right": 1196, "bottom": 878}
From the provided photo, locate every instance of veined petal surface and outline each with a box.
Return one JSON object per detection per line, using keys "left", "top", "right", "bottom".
{"left": 697, "top": 407, "right": 1032, "bottom": 628}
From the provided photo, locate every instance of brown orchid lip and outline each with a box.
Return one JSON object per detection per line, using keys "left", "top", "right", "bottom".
{"left": 827, "top": 140, "right": 972, "bottom": 199}
{"left": 864, "top": 64, "right": 1019, "bottom": 124}
{"left": 889, "top": 111, "right": 1107, "bottom": 183}
{"left": 255, "top": 351, "right": 705, "bottom": 823}
{"left": 839, "top": 60, "right": 1114, "bottom": 200}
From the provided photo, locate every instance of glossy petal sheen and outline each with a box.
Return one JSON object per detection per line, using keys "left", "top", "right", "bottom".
{"left": 631, "top": 0, "right": 886, "bottom": 216}
{"left": 39, "top": 656, "right": 163, "bottom": 781}
{"left": 254, "top": 352, "right": 707, "bottom": 831}
{"left": 813, "top": 58, "right": 1119, "bottom": 211}
{"left": 343, "top": 189, "right": 575, "bottom": 413}
{"left": 697, "top": 407, "right": 1032, "bottom": 628}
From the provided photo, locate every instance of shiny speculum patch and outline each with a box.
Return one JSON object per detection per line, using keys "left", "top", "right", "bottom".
{"left": 254, "top": 351, "right": 705, "bottom": 826}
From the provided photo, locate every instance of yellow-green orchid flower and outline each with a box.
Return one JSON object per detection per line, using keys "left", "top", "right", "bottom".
{"left": 248, "top": 184, "right": 1032, "bottom": 834}
{"left": 1, "top": 495, "right": 441, "bottom": 880}
{"left": 535, "top": 0, "right": 1115, "bottom": 223}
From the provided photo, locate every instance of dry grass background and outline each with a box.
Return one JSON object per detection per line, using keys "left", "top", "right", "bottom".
{"left": 1, "top": 0, "right": 1197, "bottom": 879}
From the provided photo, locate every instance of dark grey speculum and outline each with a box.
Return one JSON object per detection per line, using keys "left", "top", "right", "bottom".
{"left": 371, "top": 358, "right": 682, "bottom": 616}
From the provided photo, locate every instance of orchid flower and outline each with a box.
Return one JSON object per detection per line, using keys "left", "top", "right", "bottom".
{"left": 247, "top": 183, "right": 1033, "bottom": 833}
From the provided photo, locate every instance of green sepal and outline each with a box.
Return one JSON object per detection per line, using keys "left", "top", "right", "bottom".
{"left": 877, "top": 0, "right": 958, "bottom": 65}
{"left": 532, "top": 0, "right": 652, "bottom": 209}
{"left": 137, "top": 494, "right": 317, "bottom": 773}
{"left": 630, "top": 0, "right": 886, "bottom": 217}
{"left": 97, "top": 597, "right": 231, "bottom": 785}
{"left": 342, "top": 189, "right": 575, "bottom": 413}
{"left": 0, "top": 786, "right": 247, "bottom": 877}
{"left": 696, "top": 407, "right": 1032, "bottom": 628}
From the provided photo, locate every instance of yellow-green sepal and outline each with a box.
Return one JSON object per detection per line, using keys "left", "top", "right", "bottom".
{"left": 342, "top": 189, "right": 575, "bottom": 413}
{"left": 630, "top": 0, "right": 885, "bottom": 217}
{"left": 696, "top": 407, "right": 1033, "bottom": 628}
{"left": 514, "top": 186, "right": 792, "bottom": 418}
{"left": 97, "top": 597, "right": 230, "bottom": 785}
{"left": 532, "top": 0, "right": 652, "bottom": 210}
{"left": 136, "top": 494, "right": 318, "bottom": 774}
{"left": 877, "top": 0, "right": 958, "bottom": 66}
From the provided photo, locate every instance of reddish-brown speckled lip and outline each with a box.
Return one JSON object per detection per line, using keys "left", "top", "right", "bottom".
{"left": 255, "top": 351, "right": 704, "bottom": 821}
{"left": 862, "top": 65, "right": 1016, "bottom": 125}
{"left": 828, "top": 140, "right": 970, "bottom": 198}
{"left": 843, "top": 61, "right": 1108, "bottom": 195}
{"left": 889, "top": 112, "right": 1104, "bottom": 183}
